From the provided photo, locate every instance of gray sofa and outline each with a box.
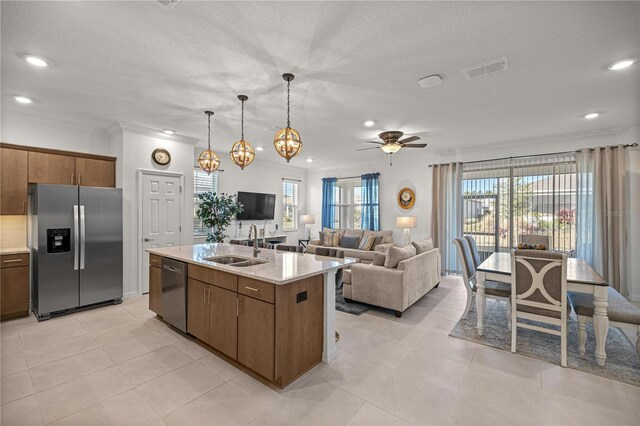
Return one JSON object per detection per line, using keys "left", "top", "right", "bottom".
{"left": 306, "top": 228, "right": 394, "bottom": 263}
{"left": 342, "top": 246, "right": 441, "bottom": 317}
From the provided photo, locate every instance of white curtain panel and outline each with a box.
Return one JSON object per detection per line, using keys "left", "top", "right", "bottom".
{"left": 576, "top": 145, "right": 629, "bottom": 295}
{"left": 431, "top": 162, "right": 463, "bottom": 273}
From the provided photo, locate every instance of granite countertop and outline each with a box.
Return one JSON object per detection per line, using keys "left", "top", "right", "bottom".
{"left": 147, "top": 243, "right": 357, "bottom": 285}
{"left": 0, "top": 247, "right": 30, "bottom": 255}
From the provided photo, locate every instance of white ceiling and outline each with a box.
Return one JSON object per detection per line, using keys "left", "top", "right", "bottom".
{"left": 2, "top": 1, "right": 638, "bottom": 168}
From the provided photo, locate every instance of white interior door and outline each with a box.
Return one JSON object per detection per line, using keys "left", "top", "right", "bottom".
{"left": 141, "top": 173, "right": 182, "bottom": 293}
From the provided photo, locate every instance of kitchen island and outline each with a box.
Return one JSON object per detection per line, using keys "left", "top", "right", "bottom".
{"left": 146, "top": 243, "right": 356, "bottom": 388}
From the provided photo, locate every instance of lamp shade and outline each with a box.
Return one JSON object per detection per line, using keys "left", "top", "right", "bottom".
{"left": 396, "top": 216, "right": 417, "bottom": 229}
{"left": 300, "top": 215, "right": 315, "bottom": 225}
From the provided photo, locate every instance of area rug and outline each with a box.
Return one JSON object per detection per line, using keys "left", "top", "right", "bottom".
{"left": 450, "top": 298, "right": 640, "bottom": 387}
{"left": 335, "top": 286, "right": 371, "bottom": 315}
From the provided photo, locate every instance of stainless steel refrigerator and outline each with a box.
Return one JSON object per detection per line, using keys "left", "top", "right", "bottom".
{"left": 30, "top": 184, "right": 123, "bottom": 320}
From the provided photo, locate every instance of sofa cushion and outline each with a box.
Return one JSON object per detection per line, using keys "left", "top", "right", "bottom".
{"left": 372, "top": 252, "right": 386, "bottom": 266}
{"left": 341, "top": 248, "right": 375, "bottom": 262}
{"left": 364, "top": 230, "right": 394, "bottom": 244}
{"left": 342, "top": 269, "right": 352, "bottom": 285}
{"left": 375, "top": 243, "right": 394, "bottom": 252}
{"left": 568, "top": 287, "right": 640, "bottom": 325}
{"left": 384, "top": 245, "right": 416, "bottom": 269}
{"left": 344, "top": 229, "right": 365, "bottom": 239}
{"left": 340, "top": 236, "right": 361, "bottom": 249}
{"left": 412, "top": 237, "right": 434, "bottom": 254}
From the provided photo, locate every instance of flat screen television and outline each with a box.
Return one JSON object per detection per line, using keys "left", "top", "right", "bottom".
{"left": 236, "top": 191, "right": 276, "bottom": 221}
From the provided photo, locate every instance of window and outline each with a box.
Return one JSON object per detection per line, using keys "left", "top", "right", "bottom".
{"left": 462, "top": 154, "right": 577, "bottom": 261}
{"left": 194, "top": 168, "right": 219, "bottom": 236}
{"left": 282, "top": 179, "right": 299, "bottom": 231}
{"left": 333, "top": 178, "right": 363, "bottom": 229}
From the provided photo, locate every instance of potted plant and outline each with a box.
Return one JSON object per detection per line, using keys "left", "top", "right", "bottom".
{"left": 195, "top": 192, "right": 243, "bottom": 243}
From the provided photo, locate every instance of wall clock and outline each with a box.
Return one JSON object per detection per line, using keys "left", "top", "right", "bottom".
{"left": 152, "top": 148, "right": 171, "bottom": 166}
{"left": 398, "top": 187, "right": 415, "bottom": 209}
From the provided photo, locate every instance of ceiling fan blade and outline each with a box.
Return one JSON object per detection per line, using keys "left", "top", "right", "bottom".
{"left": 356, "top": 147, "right": 380, "bottom": 151}
{"left": 401, "top": 143, "right": 428, "bottom": 148}
{"left": 365, "top": 141, "right": 384, "bottom": 145}
{"left": 398, "top": 136, "right": 420, "bottom": 144}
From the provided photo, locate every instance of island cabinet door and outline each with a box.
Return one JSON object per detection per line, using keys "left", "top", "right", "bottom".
{"left": 148, "top": 265, "right": 162, "bottom": 316}
{"left": 208, "top": 285, "right": 238, "bottom": 359}
{"left": 187, "top": 279, "right": 210, "bottom": 343}
{"left": 238, "top": 294, "right": 275, "bottom": 381}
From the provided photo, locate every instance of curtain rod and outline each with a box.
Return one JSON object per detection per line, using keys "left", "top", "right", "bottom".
{"left": 320, "top": 174, "right": 382, "bottom": 181}
{"left": 427, "top": 143, "right": 638, "bottom": 168}
{"left": 282, "top": 177, "right": 302, "bottom": 182}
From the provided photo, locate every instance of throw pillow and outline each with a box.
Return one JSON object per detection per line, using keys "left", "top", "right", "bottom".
{"left": 369, "top": 236, "right": 383, "bottom": 251}
{"left": 384, "top": 245, "right": 417, "bottom": 269}
{"left": 362, "top": 236, "right": 376, "bottom": 251}
{"left": 412, "top": 237, "right": 434, "bottom": 254}
{"left": 358, "top": 235, "right": 370, "bottom": 250}
{"left": 372, "top": 252, "right": 386, "bottom": 266}
{"left": 339, "top": 236, "right": 361, "bottom": 249}
{"left": 322, "top": 232, "right": 334, "bottom": 247}
{"left": 318, "top": 231, "right": 325, "bottom": 246}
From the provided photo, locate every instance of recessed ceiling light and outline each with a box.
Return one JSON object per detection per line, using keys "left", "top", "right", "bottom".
{"left": 14, "top": 96, "right": 32, "bottom": 104}
{"left": 256, "top": 146, "right": 264, "bottom": 151}
{"left": 306, "top": 158, "right": 313, "bottom": 163}
{"left": 24, "top": 55, "right": 48, "bottom": 67}
{"left": 608, "top": 59, "right": 635, "bottom": 70}
{"left": 162, "top": 129, "right": 175, "bottom": 135}
{"left": 364, "top": 120, "right": 375, "bottom": 127}
{"left": 584, "top": 113, "right": 599, "bottom": 119}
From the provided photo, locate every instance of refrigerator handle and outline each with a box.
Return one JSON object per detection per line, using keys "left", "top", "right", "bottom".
{"left": 73, "top": 205, "right": 79, "bottom": 270}
{"left": 80, "top": 205, "right": 86, "bottom": 270}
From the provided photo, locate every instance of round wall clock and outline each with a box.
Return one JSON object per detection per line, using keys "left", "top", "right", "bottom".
{"left": 398, "top": 187, "right": 415, "bottom": 209}
{"left": 152, "top": 148, "right": 171, "bottom": 166}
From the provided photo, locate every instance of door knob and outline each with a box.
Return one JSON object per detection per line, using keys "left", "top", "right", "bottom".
{"left": 144, "top": 238, "right": 154, "bottom": 242}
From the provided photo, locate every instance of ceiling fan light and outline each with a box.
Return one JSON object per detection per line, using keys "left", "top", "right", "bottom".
{"left": 380, "top": 143, "right": 402, "bottom": 154}
{"left": 230, "top": 140, "right": 255, "bottom": 170}
{"left": 273, "top": 127, "right": 303, "bottom": 162}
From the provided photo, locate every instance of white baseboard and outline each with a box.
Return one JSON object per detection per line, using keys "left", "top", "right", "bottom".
{"left": 123, "top": 290, "right": 140, "bottom": 298}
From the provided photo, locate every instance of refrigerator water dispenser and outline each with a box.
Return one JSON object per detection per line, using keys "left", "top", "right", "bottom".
{"left": 46, "top": 228, "right": 71, "bottom": 253}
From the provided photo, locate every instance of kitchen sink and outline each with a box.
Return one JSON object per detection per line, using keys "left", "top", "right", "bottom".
{"left": 229, "top": 259, "right": 268, "bottom": 267}
{"left": 204, "top": 256, "right": 268, "bottom": 267}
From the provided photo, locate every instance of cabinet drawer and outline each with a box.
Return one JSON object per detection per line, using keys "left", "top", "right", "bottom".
{"left": 188, "top": 264, "right": 237, "bottom": 292}
{"left": 149, "top": 254, "right": 162, "bottom": 268}
{"left": 1, "top": 254, "right": 29, "bottom": 269}
{"left": 238, "top": 277, "right": 275, "bottom": 304}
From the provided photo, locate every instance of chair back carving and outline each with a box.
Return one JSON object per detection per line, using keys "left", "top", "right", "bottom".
{"left": 464, "top": 236, "right": 482, "bottom": 268}
{"left": 453, "top": 238, "right": 475, "bottom": 291}
{"left": 512, "top": 250, "right": 566, "bottom": 315}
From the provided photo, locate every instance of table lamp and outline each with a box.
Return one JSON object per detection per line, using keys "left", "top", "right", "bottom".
{"left": 300, "top": 215, "right": 315, "bottom": 239}
{"left": 396, "top": 216, "right": 417, "bottom": 247}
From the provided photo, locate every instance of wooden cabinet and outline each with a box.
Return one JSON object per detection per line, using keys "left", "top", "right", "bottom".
{"left": 1, "top": 254, "right": 30, "bottom": 320}
{"left": 187, "top": 278, "right": 210, "bottom": 343}
{"left": 0, "top": 148, "right": 28, "bottom": 215}
{"left": 75, "top": 158, "right": 115, "bottom": 188}
{"left": 28, "top": 152, "right": 76, "bottom": 185}
{"left": 209, "top": 285, "right": 238, "bottom": 359}
{"left": 149, "top": 265, "right": 162, "bottom": 316}
{"left": 238, "top": 294, "right": 275, "bottom": 380}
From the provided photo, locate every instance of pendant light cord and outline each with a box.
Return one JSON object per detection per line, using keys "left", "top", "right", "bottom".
{"left": 287, "top": 80, "right": 291, "bottom": 128}
{"left": 207, "top": 113, "right": 212, "bottom": 150}
{"left": 241, "top": 99, "right": 245, "bottom": 140}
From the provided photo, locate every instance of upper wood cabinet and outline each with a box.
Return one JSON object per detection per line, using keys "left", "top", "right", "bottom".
{"left": 75, "top": 158, "right": 115, "bottom": 188}
{"left": 0, "top": 148, "right": 28, "bottom": 215}
{"left": 28, "top": 151, "right": 76, "bottom": 185}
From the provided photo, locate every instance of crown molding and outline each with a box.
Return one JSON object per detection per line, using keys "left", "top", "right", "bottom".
{"left": 107, "top": 122, "right": 200, "bottom": 145}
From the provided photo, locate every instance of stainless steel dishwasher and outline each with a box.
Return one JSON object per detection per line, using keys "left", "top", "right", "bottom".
{"left": 161, "top": 258, "right": 187, "bottom": 332}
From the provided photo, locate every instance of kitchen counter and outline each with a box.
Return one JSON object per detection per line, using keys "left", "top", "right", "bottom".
{"left": 0, "top": 247, "right": 30, "bottom": 255}
{"left": 146, "top": 243, "right": 356, "bottom": 285}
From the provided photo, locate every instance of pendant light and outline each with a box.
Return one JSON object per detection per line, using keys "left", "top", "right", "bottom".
{"left": 273, "top": 73, "right": 302, "bottom": 162}
{"left": 197, "top": 111, "right": 220, "bottom": 174}
{"left": 230, "top": 95, "right": 255, "bottom": 170}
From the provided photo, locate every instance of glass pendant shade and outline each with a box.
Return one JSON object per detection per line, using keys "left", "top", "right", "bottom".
{"left": 230, "top": 139, "right": 255, "bottom": 170}
{"left": 273, "top": 127, "right": 302, "bottom": 162}
{"left": 381, "top": 143, "right": 402, "bottom": 154}
{"left": 197, "top": 149, "right": 220, "bottom": 173}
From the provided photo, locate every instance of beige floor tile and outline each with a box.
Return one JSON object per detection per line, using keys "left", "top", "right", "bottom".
{"left": 162, "top": 382, "right": 277, "bottom": 425}
{"left": 470, "top": 346, "right": 541, "bottom": 388}
{"left": 1, "top": 333, "right": 23, "bottom": 352}
{"left": 52, "top": 389, "right": 160, "bottom": 425}
{"left": 315, "top": 351, "right": 392, "bottom": 400}
{"left": 0, "top": 315, "right": 38, "bottom": 333}
{"left": 347, "top": 403, "right": 410, "bottom": 425}
{"left": 137, "top": 360, "right": 225, "bottom": 416}
{"left": 19, "top": 321, "right": 87, "bottom": 351}
{"left": 157, "top": 328, "right": 212, "bottom": 360}
{"left": 371, "top": 319, "right": 430, "bottom": 347}
{"left": 1, "top": 348, "right": 29, "bottom": 376}
{"left": 76, "top": 307, "right": 137, "bottom": 333}
{"left": 277, "top": 376, "right": 364, "bottom": 425}
{"left": 29, "top": 348, "right": 113, "bottom": 392}
{"left": 540, "top": 392, "right": 639, "bottom": 426}
{"left": 368, "top": 371, "right": 455, "bottom": 425}
{"left": 415, "top": 331, "right": 478, "bottom": 366}
{"left": 24, "top": 334, "right": 97, "bottom": 368}
{"left": 449, "top": 394, "right": 529, "bottom": 425}
{"left": 1, "top": 370, "right": 34, "bottom": 405}
{"left": 101, "top": 331, "right": 172, "bottom": 364}
{"left": 249, "top": 408, "right": 291, "bottom": 425}
{"left": 199, "top": 353, "right": 245, "bottom": 381}
{"left": 0, "top": 394, "right": 44, "bottom": 425}
{"left": 623, "top": 383, "right": 640, "bottom": 418}
{"left": 36, "top": 365, "right": 132, "bottom": 424}
{"left": 89, "top": 319, "right": 152, "bottom": 346}
{"left": 429, "top": 318, "right": 458, "bottom": 336}
{"left": 344, "top": 334, "right": 413, "bottom": 369}
{"left": 395, "top": 344, "right": 470, "bottom": 394}
{"left": 118, "top": 344, "right": 194, "bottom": 386}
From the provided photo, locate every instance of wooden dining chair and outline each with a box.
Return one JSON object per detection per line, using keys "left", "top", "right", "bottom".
{"left": 511, "top": 250, "right": 568, "bottom": 367}
{"left": 464, "top": 235, "right": 482, "bottom": 268}
{"left": 453, "top": 238, "right": 511, "bottom": 322}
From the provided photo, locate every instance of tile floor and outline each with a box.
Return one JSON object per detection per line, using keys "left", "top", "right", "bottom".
{"left": 1, "top": 276, "right": 638, "bottom": 425}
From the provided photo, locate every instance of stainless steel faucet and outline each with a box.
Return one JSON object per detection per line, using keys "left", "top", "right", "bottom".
{"left": 248, "top": 224, "right": 261, "bottom": 257}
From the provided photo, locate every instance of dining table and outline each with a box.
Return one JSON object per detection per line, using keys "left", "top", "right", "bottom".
{"left": 476, "top": 252, "right": 610, "bottom": 366}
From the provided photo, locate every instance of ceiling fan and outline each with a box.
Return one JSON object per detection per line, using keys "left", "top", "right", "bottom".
{"left": 357, "top": 131, "right": 427, "bottom": 165}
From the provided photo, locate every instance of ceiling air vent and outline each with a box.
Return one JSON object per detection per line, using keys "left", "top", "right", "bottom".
{"left": 462, "top": 56, "right": 508, "bottom": 80}
{"left": 158, "top": 0, "right": 179, "bottom": 9}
